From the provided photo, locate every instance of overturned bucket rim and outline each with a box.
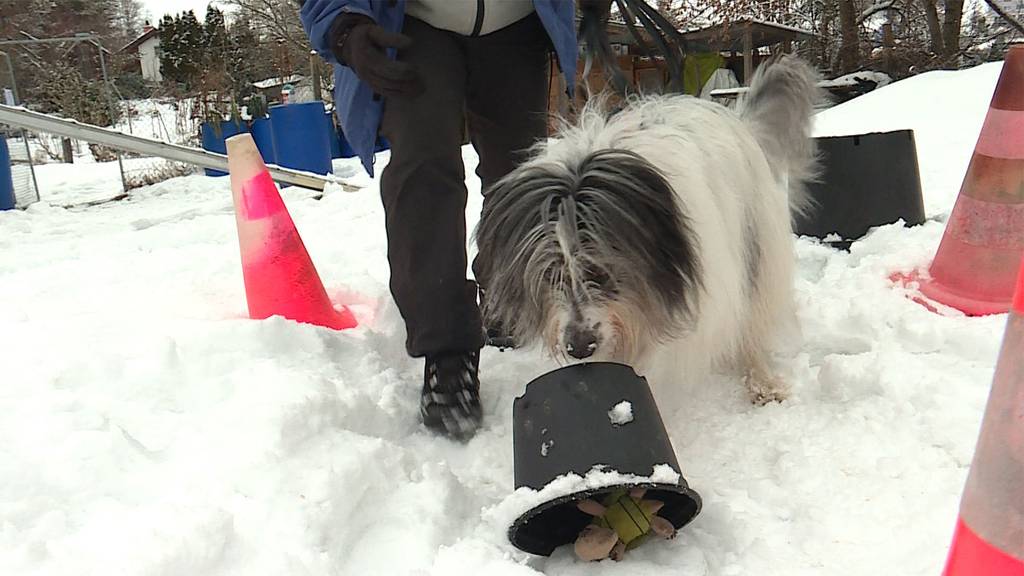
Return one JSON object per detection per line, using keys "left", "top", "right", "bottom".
{"left": 508, "top": 480, "right": 702, "bottom": 556}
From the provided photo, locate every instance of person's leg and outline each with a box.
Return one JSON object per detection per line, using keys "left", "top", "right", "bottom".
{"left": 379, "top": 16, "right": 484, "bottom": 359}
{"left": 464, "top": 13, "right": 552, "bottom": 341}
{"left": 465, "top": 13, "right": 552, "bottom": 194}
{"left": 379, "top": 17, "right": 485, "bottom": 439}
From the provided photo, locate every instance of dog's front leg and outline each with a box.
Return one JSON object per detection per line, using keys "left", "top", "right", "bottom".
{"left": 741, "top": 347, "right": 790, "bottom": 405}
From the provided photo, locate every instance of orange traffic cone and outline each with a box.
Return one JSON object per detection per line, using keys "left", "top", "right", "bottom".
{"left": 940, "top": 256, "right": 1024, "bottom": 575}
{"left": 897, "top": 45, "right": 1024, "bottom": 316}
{"left": 226, "top": 133, "right": 357, "bottom": 330}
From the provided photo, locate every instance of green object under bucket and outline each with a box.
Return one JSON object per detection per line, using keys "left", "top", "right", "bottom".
{"left": 507, "top": 362, "right": 702, "bottom": 557}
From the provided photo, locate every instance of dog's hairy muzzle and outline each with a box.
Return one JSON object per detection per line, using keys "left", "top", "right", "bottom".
{"left": 564, "top": 323, "right": 600, "bottom": 360}
{"left": 545, "top": 303, "right": 631, "bottom": 364}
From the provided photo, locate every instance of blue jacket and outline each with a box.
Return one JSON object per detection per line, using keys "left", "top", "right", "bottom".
{"left": 300, "top": 0, "right": 578, "bottom": 176}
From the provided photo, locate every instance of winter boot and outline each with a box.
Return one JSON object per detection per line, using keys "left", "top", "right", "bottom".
{"left": 421, "top": 350, "right": 483, "bottom": 439}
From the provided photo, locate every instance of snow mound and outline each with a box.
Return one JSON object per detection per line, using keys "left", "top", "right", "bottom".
{"left": 0, "top": 61, "right": 1010, "bottom": 575}
{"left": 814, "top": 61, "right": 1001, "bottom": 216}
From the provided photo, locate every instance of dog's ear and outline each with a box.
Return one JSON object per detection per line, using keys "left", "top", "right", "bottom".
{"left": 474, "top": 166, "right": 566, "bottom": 345}
{"left": 573, "top": 149, "right": 703, "bottom": 328}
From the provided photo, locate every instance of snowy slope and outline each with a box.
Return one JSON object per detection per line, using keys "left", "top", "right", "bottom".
{"left": 0, "top": 61, "right": 1011, "bottom": 575}
{"left": 814, "top": 60, "right": 1000, "bottom": 216}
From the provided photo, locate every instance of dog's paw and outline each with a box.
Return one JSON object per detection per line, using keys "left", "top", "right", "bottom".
{"left": 743, "top": 370, "right": 790, "bottom": 405}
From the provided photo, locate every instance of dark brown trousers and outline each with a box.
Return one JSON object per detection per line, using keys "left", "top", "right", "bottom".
{"left": 379, "top": 13, "right": 551, "bottom": 357}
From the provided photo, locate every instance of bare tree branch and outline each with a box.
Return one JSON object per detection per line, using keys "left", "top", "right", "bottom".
{"left": 858, "top": 0, "right": 898, "bottom": 24}
{"left": 983, "top": 0, "right": 1024, "bottom": 36}
{"left": 220, "top": 0, "right": 311, "bottom": 54}
{"left": 920, "top": 0, "right": 944, "bottom": 53}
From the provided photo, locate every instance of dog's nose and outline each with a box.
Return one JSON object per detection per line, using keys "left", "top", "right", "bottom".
{"left": 565, "top": 329, "right": 598, "bottom": 360}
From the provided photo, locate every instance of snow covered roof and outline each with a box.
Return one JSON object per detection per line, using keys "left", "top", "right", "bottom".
{"left": 710, "top": 71, "right": 891, "bottom": 100}
{"left": 253, "top": 74, "right": 304, "bottom": 89}
{"left": 820, "top": 71, "right": 893, "bottom": 89}
{"left": 572, "top": 13, "right": 685, "bottom": 49}
{"left": 121, "top": 27, "right": 159, "bottom": 53}
{"left": 680, "top": 18, "right": 814, "bottom": 51}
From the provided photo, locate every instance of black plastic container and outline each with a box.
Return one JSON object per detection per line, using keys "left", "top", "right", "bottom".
{"left": 508, "top": 362, "right": 701, "bottom": 556}
{"left": 795, "top": 129, "right": 926, "bottom": 250}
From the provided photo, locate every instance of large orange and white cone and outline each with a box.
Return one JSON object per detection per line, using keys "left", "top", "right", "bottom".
{"left": 899, "top": 45, "right": 1024, "bottom": 316}
{"left": 226, "top": 133, "right": 357, "bottom": 330}
{"left": 940, "top": 257, "right": 1024, "bottom": 575}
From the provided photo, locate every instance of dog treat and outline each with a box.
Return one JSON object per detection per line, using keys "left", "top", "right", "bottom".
{"left": 572, "top": 488, "right": 674, "bottom": 562}
{"left": 577, "top": 499, "right": 608, "bottom": 517}
{"left": 574, "top": 524, "right": 619, "bottom": 561}
{"left": 640, "top": 499, "right": 665, "bottom": 516}
{"left": 609, "top": 539, "right": 628, "bottom": 562}
{"left": 649, "top": 515, "right": 677, "bottom": 539}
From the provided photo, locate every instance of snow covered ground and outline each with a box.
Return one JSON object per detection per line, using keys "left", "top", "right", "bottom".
{"left": 117, "top": 99, "right": 191, "bottom": 145}
{"left": 0, "top": 61, "right": 1011, "bottom": 575}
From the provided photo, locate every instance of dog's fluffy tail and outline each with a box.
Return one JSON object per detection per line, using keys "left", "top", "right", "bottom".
{"left": 739, "top": 55, "right": 824, "bottom": 215}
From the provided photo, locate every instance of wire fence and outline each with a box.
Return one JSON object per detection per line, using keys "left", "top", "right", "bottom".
{"left": 0, "top": 96, "right": 208, "bottom": 208}
{"left": 3, "top": 128, "right": 39, "bottom": 208}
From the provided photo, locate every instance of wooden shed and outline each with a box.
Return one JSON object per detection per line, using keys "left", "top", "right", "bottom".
{"left": 544, "top": 16, "right": 814, "bottom": 131}
{"left": 679, "top": 18, "right": 815, "bottom": 85}
{"left": 547, "top": 18, "right": 676, "bottom": 123}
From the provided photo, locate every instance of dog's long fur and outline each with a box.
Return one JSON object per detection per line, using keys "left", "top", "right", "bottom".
{"left": 474, "top": 56, "right": 823, "bottom": 403}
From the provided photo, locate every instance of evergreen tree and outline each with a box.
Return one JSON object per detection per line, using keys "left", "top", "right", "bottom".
{"left": 158, "top": 14, "right": 183, "bottom": 85}
{"left": 158, "top": 10, "right": 205, "bottom": 91}
{"left": 203, "top": 6, "right": 231, "bottom": 89}
{"left": 204, "top": 6, "right": 230, "bottom": 62}
{"left": 177, "top": 10, "right": 204, "bottom": 89}
{"left": 227, "top": 19, "right": 267, "bottom": 106}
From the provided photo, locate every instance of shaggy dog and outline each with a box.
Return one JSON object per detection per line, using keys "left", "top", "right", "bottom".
{"left": 474, "top": 55, "right": 823, "bottom": 404}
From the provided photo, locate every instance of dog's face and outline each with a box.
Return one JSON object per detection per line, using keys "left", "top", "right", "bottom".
{"left": 475, "top": 149, "right": 702, "bottom": 364}
{"left": 550, "top": 266, "right": 618, "bottom": 361}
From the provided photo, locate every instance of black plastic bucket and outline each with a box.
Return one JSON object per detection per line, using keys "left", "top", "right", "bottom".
{"left": 795, "top": 129, "right": 926, "bottom": 250}
{"left": 508, "top": 362, "right": 701, "bottom": 556}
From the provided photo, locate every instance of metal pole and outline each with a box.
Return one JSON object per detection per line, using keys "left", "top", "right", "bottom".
{"left": 93, "top": 39, "right": 128, "bottom": 194}
{"left": 310, "top": 51, "right": 322, "bottom": 101}
{"left": 0, "top": 103, "right": 357, "bottom": 191}
{"left": 0, "top": 34, "right": 102, "bottom": 46}
{"left": 0, "top": 51, "right": 39, "bottom": 203}
{"left": 24, "top": 133, "right": 39, "bottom": 203}
{"left": 743, "top": 25, "right": 753, "bottom": 86}
{"left": 0, "top": 51, "right": 18, "bottom": 103}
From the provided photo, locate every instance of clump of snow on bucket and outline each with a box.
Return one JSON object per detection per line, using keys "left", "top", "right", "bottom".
{"left": 540, "top": 440, "right": 554, "bottom": 457}
{"left": 607, "top": 401, "right": 633, "bottom": 426}
{"left": 484, "top": 464, "right": 681, "bottom": 531}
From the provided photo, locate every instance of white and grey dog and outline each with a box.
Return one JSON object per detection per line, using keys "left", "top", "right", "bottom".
{"left": 474, "top": 55, "right": 822, "bottom": 404}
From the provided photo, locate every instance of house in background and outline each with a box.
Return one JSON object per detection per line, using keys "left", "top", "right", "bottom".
{"left": 253, "top": 74, "right": 308, "bottom": 105}
{"left": 122, "top": 22, "right": 162, "bottom": 82}
{"left": 548, "top": 16, "right": 817, "bottom": 122}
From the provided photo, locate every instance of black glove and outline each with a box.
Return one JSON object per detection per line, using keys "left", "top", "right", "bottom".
{"left": 578, "top": 0, "right": 613, "bottom": 21}
{"left": 329, "top": 13, "right": 424, "bottom": 98}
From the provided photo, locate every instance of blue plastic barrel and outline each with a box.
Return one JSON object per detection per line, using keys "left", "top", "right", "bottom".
{"left": 338, "top": 125, "right": 357, "bottom": 159}
{"left": 201, "top": 119, "right": 247, "bottom": 177}
{"left": 269, "top": 101, "right": 332, "bottom": 175}
{"left": 250, "top": 116, "right": 276, "bottom": 165}
{"left": 0, "top": 135, "right": 13, "bottom": 210}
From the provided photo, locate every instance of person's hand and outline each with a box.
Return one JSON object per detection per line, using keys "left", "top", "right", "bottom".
{"left": 578, "top": 0, "right": 613, "bottom": 21}
{"left": 329, "top": 13, "right": 424, "bottom": 98}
